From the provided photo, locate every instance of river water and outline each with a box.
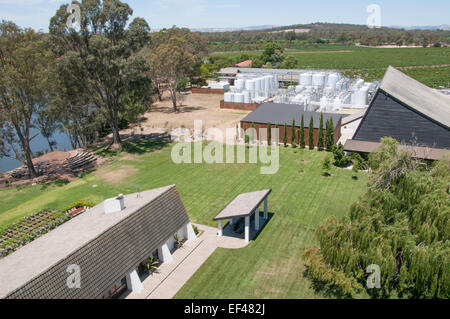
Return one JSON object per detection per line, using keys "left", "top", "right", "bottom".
{"left": 0, "top": 128, "right": 73, "bottom": 173}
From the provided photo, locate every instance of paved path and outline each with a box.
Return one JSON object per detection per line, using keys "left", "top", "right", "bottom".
{"left": 125, "top": 223, "right": 249, "bottom": 299}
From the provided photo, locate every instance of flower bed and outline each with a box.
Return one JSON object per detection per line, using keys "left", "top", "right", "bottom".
{"left": 0, "top": 201, "right": 94, "bottom": 258}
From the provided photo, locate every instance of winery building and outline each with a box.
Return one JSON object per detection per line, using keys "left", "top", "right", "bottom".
{"left": 0, "top": 185, "right": 197, "bottom": 299}
{"left": 344, "top": 66, "right": 450, "bottom": 159}
{"left": 240, "top": 102, "right": 343, "bottom": 147}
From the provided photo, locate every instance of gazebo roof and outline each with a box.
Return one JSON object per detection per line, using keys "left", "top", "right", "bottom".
{"left": 213, "top": 189, "right": 272, "bottom": 221}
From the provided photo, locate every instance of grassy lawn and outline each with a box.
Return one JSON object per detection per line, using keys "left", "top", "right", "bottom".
{"left": 1, "top": 141, "right": 368, "bottom": 298}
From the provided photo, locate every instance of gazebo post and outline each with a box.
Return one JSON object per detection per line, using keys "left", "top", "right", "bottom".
{"left": 245, "top": 216, "right": 250, "bottom": 242}
{"left": 255, "top": 207, "right": 260, "bottom": 231}
{"left": 218, "top": 220, "right": 223, "bottom": 236}
{"left": 264, "top": 197, "right": 268, "bottom": 219}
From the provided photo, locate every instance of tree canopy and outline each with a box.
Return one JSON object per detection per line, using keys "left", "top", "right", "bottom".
{"left": 48, "top": 0, "right": 151, "bottom": 149}
{"left": 303, "top": 138, "right": 450, "bottom": 299}
{"left": 0, "top": 21, "right": 52, "bottom": 177}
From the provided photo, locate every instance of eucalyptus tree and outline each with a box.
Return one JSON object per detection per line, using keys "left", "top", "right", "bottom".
{"left": 142, "top": 27, "right": 208, "bottom": 112}
{"left": 0, "top": 21, "right": 52, "bottom": 177}
{"left": 48, "top": 0, "right": 151, "bottom": 150}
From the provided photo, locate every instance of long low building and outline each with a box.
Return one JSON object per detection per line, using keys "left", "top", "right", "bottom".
{"left": 240, "top": 102, "right": 343, "bottom": 147}
{"left": 344, "top": 66, "right": 450, "bottom": 159}
{"left": 0, "top": 185, "right": 196, "bottom": 299}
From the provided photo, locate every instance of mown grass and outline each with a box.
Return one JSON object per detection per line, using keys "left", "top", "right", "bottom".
{"left": 1, "top": 142, "right": 368, "bottom": 298}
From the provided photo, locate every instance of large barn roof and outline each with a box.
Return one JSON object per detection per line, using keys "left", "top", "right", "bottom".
{"left": 380, "top": 66, "right": 450, "bottom": 128}
{"left": 240, "top": 103, "right": 343, "bottom": 129}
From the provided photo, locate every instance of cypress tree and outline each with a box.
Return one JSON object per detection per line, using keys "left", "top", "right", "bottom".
{"left": 326, "top": 118, "right": 335, "bottom": 151}
{"left": 291, "top": 118, "right": 296, "bottom": 147}
{"left": 283, "top": 123, "right": 288, "bottom": 147}
{"left": 308, "top": 115, "right": 314, "bottom": 150}
{"left": 318, "top": 113, "right": 324, "bottom": 151}
{"left": 267, "top": 122, "right": 271, "bottom": 146}
{"left": 251, "top": 122, "right": 255, "bottom": 143}
{"left": 274, "top": 124, "right": 279, "bottom": 146}
{"left": 299, "top": 114, "right": 305, "bottom": 149}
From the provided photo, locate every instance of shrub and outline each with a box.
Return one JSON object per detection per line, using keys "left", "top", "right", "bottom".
{"left": 322, "top": 156, "right": 332, "bottom": 175}
{"left": 193, "top": 225, "right": 199, "bottom": 235}
{"left": 62, "top": 200, "right": 95, "bottom": 213}
{"left": 332, "top": 143, "right": 350, "bottom": 166}
{"left": 283, "top": 123, "right": 288, "bottom": 147}
{"left": 268, "top": 122, "right": 272, "bottom": 145}
{"left": 351, "top": 152, "right": 369, "bottom": 170}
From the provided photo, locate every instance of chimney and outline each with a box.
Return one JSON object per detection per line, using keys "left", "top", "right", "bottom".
{"left": 104, "top": 194, "right": 125, "bottom": 214}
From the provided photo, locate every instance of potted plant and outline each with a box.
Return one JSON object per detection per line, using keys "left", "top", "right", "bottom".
{"left": 146, "top": 257, "right": 159, "bottom": 275}
{"left": 174, "top": 234, "right": 184, "bottom": 249}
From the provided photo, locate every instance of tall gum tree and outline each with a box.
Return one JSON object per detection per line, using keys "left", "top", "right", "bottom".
{"left": 0, "top": 22, "right": 52, "bottom": 177}
{"left": 140, "top": 27, "right": 208, "bottom": 112}
{"left": 49, "top": 0, "right": 151, "bottom": 150}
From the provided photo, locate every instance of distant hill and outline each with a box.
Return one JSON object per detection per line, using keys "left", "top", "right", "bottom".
{"left": 153, "top": 23, "right": 450, "bottom": 33}
{"left": 154, "top": 25, "right": 279, "bottom": 33}
{"left": 391, "top": 25, "right": 450, "bottom": 31}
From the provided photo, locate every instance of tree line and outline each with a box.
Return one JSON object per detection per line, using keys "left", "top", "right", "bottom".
{"left": 0, "top": 0, "right": 208, "bottom": 178}
{"left": 204, "top": 23, "right": 450, "bottom": 52}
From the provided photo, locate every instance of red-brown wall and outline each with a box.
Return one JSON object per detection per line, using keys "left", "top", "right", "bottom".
{"left": 220, "top": 100, "right": 261, "bottom": 111}
{"left": 191, "top": 88, "right": 225, "bottom": 94}
{"left": 240, "top": 118, "right": 342, "bottom": 148}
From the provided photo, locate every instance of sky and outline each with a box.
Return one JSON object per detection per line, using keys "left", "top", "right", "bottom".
{"left": 0, "top": 0, "right": 449, "bottom": 32}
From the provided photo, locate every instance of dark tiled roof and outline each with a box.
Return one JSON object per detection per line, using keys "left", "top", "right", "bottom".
{"left": 240, "top": 103, "right": 343, "bottom": 129}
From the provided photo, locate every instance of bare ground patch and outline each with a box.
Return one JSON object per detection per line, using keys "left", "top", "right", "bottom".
{"left": 138, "top": 92, "right": 250, "bottom": 134}
{"left": 95, "top": 165, "right": 138, "bottom": 184}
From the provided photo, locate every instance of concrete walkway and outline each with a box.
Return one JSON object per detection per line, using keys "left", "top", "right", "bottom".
{"left": 124, "top": 223, "right": 249, "bottom": 299}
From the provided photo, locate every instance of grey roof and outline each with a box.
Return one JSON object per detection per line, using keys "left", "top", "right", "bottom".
{"left": 380, "top": 66, "right": 450, "bottom": 128}
{"left": 344, "top": 139, "right": 449, "bottom": 161}
{"left": 0, "top": 185, "right": 176, "bottom": 298}
{"left": 341, "top": 110, "right": 367, "bottom": 125}
{"left": 214, "top": 189, "right": 272, "bottom": 221}
{"left": 240, "top": 103, "right": 343, "bottom": 128}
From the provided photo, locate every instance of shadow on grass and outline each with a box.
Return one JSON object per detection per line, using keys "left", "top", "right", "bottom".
{"left": 223, "top": 212, "right": 275, "bottom": 242}
{"left": 252, "top": 212, "right": 275, "bottom": 241}
{"left": 95, "top": 133, "right": 172, "bottom": 157}
{"left": 39, "top": 178, "right": 69, "bottom": 191}
{"left": 122, "top": 138, "right": 171, "bottom": 155}
{"left": 302, "top": 268, "right": 353, "bottom": 299}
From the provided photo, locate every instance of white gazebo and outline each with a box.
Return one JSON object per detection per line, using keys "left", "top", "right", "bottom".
{"left": 213, "top": 189, "right": 272, "bottom": 242}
